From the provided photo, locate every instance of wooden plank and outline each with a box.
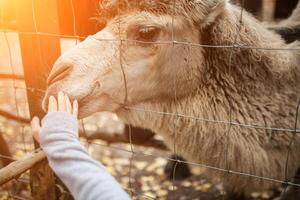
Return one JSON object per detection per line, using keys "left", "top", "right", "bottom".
{"left": 14, "top": 0, "right": 61, "bottom": 199}
{"left": 0, "top": 109, "right": 30, "bottom": 124}
{"left": 0, "top": 74, "right": 24, "bottom": 80}
{"left": 0, "top": 150, "right": 46, "bottom": 185}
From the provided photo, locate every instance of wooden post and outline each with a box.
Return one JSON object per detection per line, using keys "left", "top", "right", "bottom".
{"left": 57, "top": 0, "right": 99, "bottom": 37}
{"left": 71, "top": 0, "right": 100, "bottom": 37}
{"left": 0, "top": 150, "right": 46, "bottom": 185}
{"left": 262, "top": 0, "right": 276, "bottom": 21}
{"left": 14, "top": 0, "right": 61, "bottom": 199}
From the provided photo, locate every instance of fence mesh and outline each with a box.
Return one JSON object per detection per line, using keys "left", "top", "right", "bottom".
{"left": 0, "top": 0, "right": 300, "bottom": 199}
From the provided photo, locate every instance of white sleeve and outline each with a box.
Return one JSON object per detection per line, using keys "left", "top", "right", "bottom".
{"left": 40, "top": 112, "right": 130, "bottom": 200}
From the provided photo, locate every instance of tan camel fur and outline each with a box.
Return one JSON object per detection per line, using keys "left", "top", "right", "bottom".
{"left": 43, "top": 0, "right": 300, "bottom": 195}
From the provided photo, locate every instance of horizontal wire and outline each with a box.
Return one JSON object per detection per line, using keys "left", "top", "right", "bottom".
{"left": 86, "top": 140, "right": 300, "bottom": 188}
{"left": 0, "top": 84, "right": 299, "bottom": 134}
{"left": 9, "top": 194, "right": 28, "bottom": 200}
{"left": 0, "top": 29, "right": 85, "bottom": 40}
{"left": 124, "top": 187, "right": 157, "bottom": 200}
{"left": 15, "top": 178, "right": 30, "bottom": 184}
{"left": 0, "top": 131, "right": 299, "bottom": 195}
{"left": 1, "top": 2, "right": 300, "bottom": 197}
{"left": 52, "top": 183, "right": 157, "bottom": 200}
{"left": 1, "top": 29, "right": 300, "bottom": 51}
{"left": 55, "top": 183, "right": 158, "bottom": 200}
{"left": 0, "top": 154, "right": 16, "bottom": 161}
{"left": 0, "top": 85, "right": 46, "bottom": 94}
{"left": 124, "top": 106, "right": 300, "bottom": 133}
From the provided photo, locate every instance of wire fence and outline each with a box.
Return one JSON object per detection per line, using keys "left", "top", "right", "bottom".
{"left": 0, "top": 0, "right": 300, "bottom": 199}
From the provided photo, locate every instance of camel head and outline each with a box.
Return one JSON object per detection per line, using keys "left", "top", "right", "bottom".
{"left": 43, "top": 0, "right": 227, "bottom": 118}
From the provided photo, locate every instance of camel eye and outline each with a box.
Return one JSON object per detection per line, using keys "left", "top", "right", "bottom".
{"left": 136, "top": 26, "right": 161, "bottom": 42}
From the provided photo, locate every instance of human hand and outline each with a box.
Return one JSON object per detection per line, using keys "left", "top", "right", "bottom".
{"left": 47, "top": 92, "right": 78, "bottom": 117}
{"left": 31, "top": 92, "right": 78, "bottom": 142}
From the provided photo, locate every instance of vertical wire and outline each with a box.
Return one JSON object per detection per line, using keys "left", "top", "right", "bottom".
{"left": 222, "top": 0, "right": 245, "bottom": 197}
{"left": 117, "top": 0, "right": 134, "bottom": 197}
{"left": 29, "top": 0, "right": 45, "bottom": 153}
{"left": 80, "top": 120, "right": 89, "bottom": 148}
{"left": 2, "top": 9, "right": 28, "bottom": 154}
{"left": 0, "top": 6, "right": 14, "bottom": 198}
{"left": 1, "top": 0, "right": 300, "bottom": 198}
{"left": 127, "top": 125, "right": 134, "bottom": 196}
{"left": 3, "top": 33, "right": 19, "bottom": 116}
{"left": 69, "top": 0, "right": 79, "bottom": 45}
{"left": 29, "top": 1, "right": 57, "bottom": 198}
{"left": 118, "top": 16, "right": 128, "bottom": 105}
{"left": 1, "top": 3, "right": 27, "bottom": 198}
{"left": 0, "top": 1, "right": 3, "bottom": 28}
{"left": 68, "top": 0, "right": 90, "bottom": 162}
{"left": 222, "top": 108, "right": 232, "bottom": 199}
{"left": 31, "top": 0, "right": 38, "bottom": 33}
{"left": 282, "top": 98, "right": 300, "bottom": 195}
{"left": 31, "top": 0, "right": 51, "bottom": 72}
{"left": 69, "top": 0, "right": 89, "bottom": 156}
{"left": 170, "top": 0, "right": 179, "bottom": 193}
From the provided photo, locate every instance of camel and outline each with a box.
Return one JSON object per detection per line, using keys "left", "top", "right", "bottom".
{"left": 43, "top": 0, "right": 300, "bottom": 198}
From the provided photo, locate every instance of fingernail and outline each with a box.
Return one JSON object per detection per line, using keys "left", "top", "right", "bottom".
{"left": 64, "top": 93, "right": 70, "bottom": 99}
{"left": 31, "top": 116, "right": 37, "bottom": 124}
{"left": 49, "top": 96, "right": 55, "bottom": 102}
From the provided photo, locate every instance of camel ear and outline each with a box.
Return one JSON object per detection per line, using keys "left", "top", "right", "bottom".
{"left": 191, "top": 0, "right": 228, "bottom": 27}
{"left": 203, "top": 0, "right": 227, "bottom": 26}
{"left": 100, "top": 0, "right": 128, "bottom": 17}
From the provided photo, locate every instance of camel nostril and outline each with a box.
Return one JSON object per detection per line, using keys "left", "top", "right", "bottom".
{"left": 47, "top": 64, "right": 72, "bottom": 86}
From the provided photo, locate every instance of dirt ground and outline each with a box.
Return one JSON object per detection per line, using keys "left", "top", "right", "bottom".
{"left": 0, "top": 80, "right": 285, "bottom": 200}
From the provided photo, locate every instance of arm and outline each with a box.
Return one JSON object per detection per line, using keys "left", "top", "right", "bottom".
{"left": 33, "top": 92, "right": 130, "bottom": 200}
{"left": 40, "top": 112, "right": 130, "bottom": 200}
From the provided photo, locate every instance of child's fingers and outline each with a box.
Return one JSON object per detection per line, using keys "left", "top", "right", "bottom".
{"left": 72, "top": 100, "right": 78, "bottom": 118}
{"left": 58, "top": 92, "right": 66, "bottom": 112}
{"left": 48, "top": 96, "right": 58, "bottom": 112}
{"left": 65, "top": 94, "right": 72, "bottom": 115}
{"left": 31, "top": 117, "right": 41, "bottom": 143}
{"left": 31, "top": 117, "right": 41, "bottom": 132}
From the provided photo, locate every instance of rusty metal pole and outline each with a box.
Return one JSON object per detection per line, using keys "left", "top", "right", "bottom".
{"left": 14, "top": 0, "right": 61, "bottom": 199}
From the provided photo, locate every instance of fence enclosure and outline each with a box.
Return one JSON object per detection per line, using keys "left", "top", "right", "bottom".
{"left": 0, "top": 0, "right": 300, "bottom": 200}
{"left": 0, "top": 0, "right": 98, "bottom": 199}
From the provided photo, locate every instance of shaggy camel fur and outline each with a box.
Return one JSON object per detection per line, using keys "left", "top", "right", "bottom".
{"left": 44, "top": 0, "right": 300, "bottom": 195}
